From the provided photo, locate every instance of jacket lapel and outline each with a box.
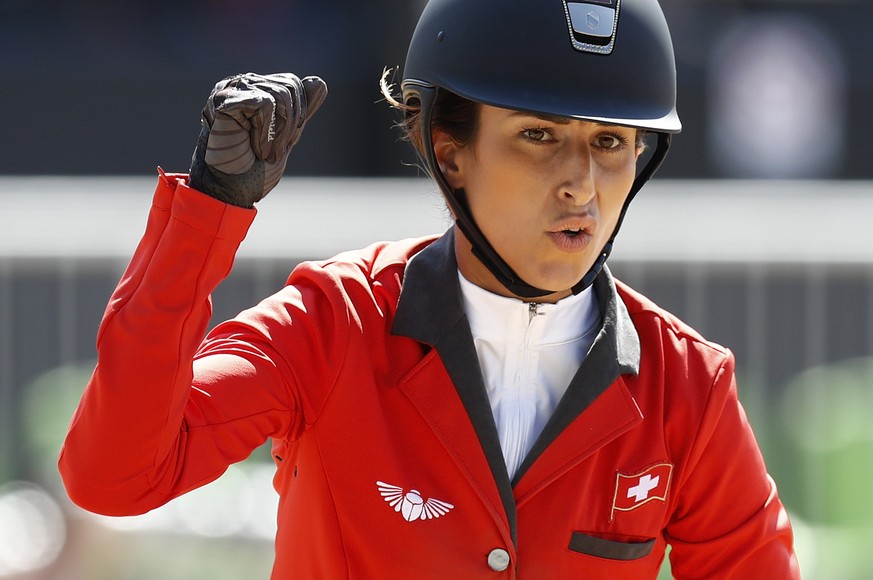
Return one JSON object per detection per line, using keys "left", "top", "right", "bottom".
{"left": 391, "top": 236, "right": 645, "bottom": 538}
{"left": 513, "top": 379, "right": 643, "bottom": 508}
{"left": 512, "top": 269, "right": 644, "bottom": 503}
{"left": 392, "top": 232, "right": 518, "bottom": 545}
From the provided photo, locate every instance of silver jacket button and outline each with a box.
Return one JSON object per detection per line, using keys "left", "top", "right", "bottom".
{"left": 487, "top": 548, "right": 511, "bottom": 572}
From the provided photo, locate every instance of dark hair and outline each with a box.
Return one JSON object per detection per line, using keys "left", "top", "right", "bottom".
{"left": 380, "top": 69, "right": 479, "bottom": 162}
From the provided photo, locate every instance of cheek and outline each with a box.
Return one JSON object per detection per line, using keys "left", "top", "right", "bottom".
{"left": 462, "top": 153, "right": 522, "bottom": 216}
{"left": 468, "top": 172, "right": 539, "bottom": 239}
{"left": 599, "top": 159, "right": 637, "bottom": 212}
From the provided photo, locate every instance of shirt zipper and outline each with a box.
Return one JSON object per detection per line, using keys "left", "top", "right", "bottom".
{"left": 528, "top": 302, "right": 541, "bottom": 324}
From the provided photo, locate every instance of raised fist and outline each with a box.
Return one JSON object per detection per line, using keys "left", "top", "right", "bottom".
{"left": 189, "top": 72, "right": 328, "bottom": 207}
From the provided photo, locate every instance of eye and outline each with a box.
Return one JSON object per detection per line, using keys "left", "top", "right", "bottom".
{"left": 594, "top": 133, "right": 630, "bottom": 151}
{"left": 521, "top": 127, "right": 555, "bottom": 143}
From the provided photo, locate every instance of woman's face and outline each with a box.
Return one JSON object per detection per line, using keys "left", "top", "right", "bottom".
{"left": 435, "top": 104, "right": 642, "bottom": 302}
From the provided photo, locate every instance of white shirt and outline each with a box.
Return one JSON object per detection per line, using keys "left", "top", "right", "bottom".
{"left": 458, "top": 272, "right": 601, "bottom": 479}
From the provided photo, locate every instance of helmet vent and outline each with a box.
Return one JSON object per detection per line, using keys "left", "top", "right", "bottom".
{"left": 563, "top": 0, "right": 620, "bottom": 54}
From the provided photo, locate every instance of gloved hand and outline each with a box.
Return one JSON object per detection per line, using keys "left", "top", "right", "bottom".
{"left": 189, "top": 72, "right": 328, "bottom": 207}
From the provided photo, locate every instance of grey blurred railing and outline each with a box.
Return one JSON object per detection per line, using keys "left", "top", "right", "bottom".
{"left": 0, "top": 176, "right": 871, "bottom": 577}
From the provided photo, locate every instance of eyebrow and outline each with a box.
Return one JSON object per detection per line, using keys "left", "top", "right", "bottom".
{"left": 508, "top": 111, "right": 572, "bottom": 125}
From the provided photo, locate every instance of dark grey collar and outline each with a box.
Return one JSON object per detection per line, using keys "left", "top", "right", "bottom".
{"left": 392, "top": 231, "right": 640, "bottom": 375}
{"left": 392, "top": 231, "right": 466, "bottom": 347}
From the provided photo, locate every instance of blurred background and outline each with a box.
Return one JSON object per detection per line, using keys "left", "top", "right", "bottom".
{"left": 0, "top": 0, "right": 871, "bottom": 578}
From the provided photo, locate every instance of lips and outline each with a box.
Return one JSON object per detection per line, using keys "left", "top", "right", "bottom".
{"left": 548, "top": 215, "right": 596, "bottom": 252}
{"left": 549, "top": 215, "right": 596, "bottom": 237}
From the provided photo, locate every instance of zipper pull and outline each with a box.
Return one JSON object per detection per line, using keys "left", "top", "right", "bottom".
{"left": 528, "top": 302, "right": 541, "bottom": 323}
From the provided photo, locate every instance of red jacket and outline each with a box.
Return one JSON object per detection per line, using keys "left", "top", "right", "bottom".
{"left": 59, "top": 172, "right": 799, "bottom": 578}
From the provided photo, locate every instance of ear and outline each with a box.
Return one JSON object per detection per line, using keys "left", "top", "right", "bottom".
{"left": 431, "top": 129, "right": 465, "bottom": 190}
{"left": 634, "top": 130, "right": 648, "bottom": 161}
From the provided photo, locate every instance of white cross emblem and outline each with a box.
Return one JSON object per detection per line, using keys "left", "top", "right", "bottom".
{"left": 627, "top": 474, "right": 660, "bottom": 503}
{"left": 611, "top": 463, "right": 673, "bottom": 521}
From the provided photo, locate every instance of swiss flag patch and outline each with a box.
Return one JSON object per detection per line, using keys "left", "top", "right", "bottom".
{"left": 611, "top": 463, "right": 673, "bottom": 520}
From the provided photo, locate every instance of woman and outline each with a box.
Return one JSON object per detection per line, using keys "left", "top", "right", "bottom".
{"left": 59, "top": 0, "right": 799, "bottom": 577}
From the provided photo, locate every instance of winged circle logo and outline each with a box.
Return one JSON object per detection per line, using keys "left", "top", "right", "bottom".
{"left": 376, "top": 481, "right": 455, "bottom": 522}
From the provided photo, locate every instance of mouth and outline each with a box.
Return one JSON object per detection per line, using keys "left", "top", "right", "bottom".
{"left": 550, "top": 216, "right": 596, "bottom": 237}
{"left": 547, "top": 216, "right": 596, "bottom": 252}
{"left": 561, "top": 228, "right": 585, "bottom": 238}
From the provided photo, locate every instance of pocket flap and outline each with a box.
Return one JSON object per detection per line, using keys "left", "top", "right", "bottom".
{"left": 568, "top": 532, "right": 655, "bottom": 560}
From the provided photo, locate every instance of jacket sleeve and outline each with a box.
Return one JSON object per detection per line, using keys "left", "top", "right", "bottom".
{"left": 665, "top": 351, "right": 800, "bottom": 579}
{"left": 58, "top": 171, "right": 300, "bottom": 516}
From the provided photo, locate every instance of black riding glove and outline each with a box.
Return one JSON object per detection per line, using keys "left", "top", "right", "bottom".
{"left": 189, "top": 72, "right": 328, "bottom": 207}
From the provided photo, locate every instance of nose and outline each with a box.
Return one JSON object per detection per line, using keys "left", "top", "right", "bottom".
{"left": 560, "top": 150, "right": 596, "bottom": 206}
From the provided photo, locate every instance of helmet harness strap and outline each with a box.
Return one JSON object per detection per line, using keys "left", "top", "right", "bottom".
{"left": 413, "top": 84, "right": 672, "bottom": 299}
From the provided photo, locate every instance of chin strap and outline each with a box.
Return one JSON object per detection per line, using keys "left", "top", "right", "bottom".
{"left": 406, "top": 83, "right": 672, "bottom": 299}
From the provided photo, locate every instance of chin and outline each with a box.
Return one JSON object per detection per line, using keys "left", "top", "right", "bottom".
{"left": 531, "top": 265, "right": 593, "bottom": 293}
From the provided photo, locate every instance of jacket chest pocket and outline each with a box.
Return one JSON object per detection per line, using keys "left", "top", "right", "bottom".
{"left": 568, "top": 531, "right": 656, "bottom": 561}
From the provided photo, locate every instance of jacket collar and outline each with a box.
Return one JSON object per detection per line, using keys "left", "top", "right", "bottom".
{"left": 392, "top": 231, "right": 466, "bottom": 346}
{"left": 392, "top": 230, "right": 640, "bottom": 376}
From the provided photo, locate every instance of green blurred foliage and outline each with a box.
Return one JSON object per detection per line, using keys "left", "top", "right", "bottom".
{"left": 773, "top": 357, "right": 873, "bottom": 577}
{"left": 776, "top": 357, "right": 873, "bottom": 525}
{"left": 21, "top": 362, "right": 94, "bottom": 492}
